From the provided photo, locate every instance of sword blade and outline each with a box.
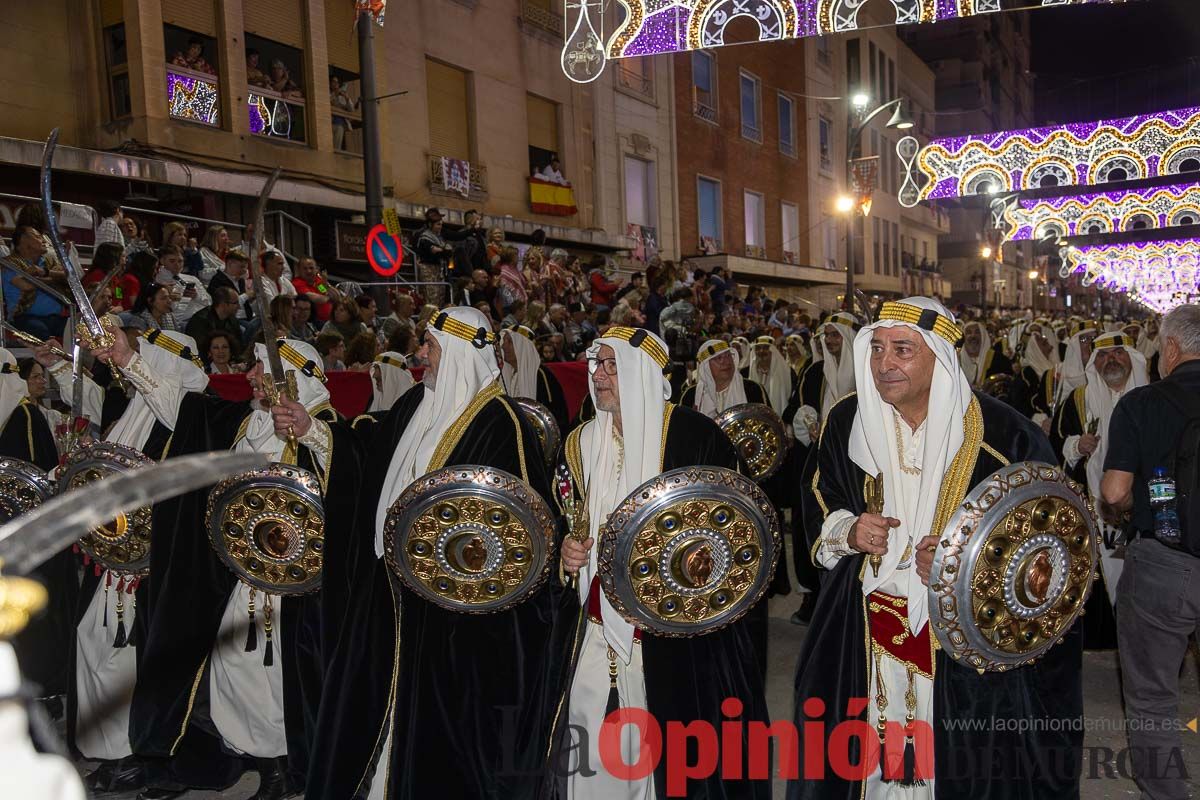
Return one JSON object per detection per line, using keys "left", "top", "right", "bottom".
{"left": 0, "top": 451, "right": 268, "bottom": 575}
{"left": 39, "top": 129, "right": 105, "bottom": 341}
{"left": 246, "top": 168, "right": 289, "bottom": 393}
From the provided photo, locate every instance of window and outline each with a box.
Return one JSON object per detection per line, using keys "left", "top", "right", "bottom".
{"left": 888, "top": 57, "right": 896, "bottom": 103}
{"left": 846, "top": 39, "right": 861, "bottom": 96}
{"left": 819, "top": 117, "right": 832, "bottom": 172}
{"left": 816, "top": 35, "right": 832, "bottom": 67}
{"left": 740, "top": 72, "right": 761, "bottom": 142}
{"left": 427, "top": 58, "right": 472, "bottom": 160}
{"left": 164, "top": 24, "right": 220, "bottom": 127}
{"left": 103, "top": 23, "right": 131, "bottom": 120}
{"left": 781, "top": 202, "right": 799, "bottom": 263}
{"left": 617, "top": 56, "right": 655, "bottom": 101}
{"left": 744, "top": 191, "right": 766, "bottom": 256}
{"left": 246, "top": 33, "right": 308, "bottom": 142}
{"left": 822, "top": 215, "right": 838, "bottom": 269}
{"left": 692, "top": 51, "right": 717, "bottom": 121}
{"left": 892, "top": 222, "right": 900, "bottom": 277}
{"left": 697, "top": 176, "right": 723, "bottom": 248}
{"left": 778, "top": 94, "right": 796, "bottom": 157}
{"left": 624, "top": 156, "right": 656, "bottom": 228}
{"left": 882, "top": 219, "right": 890, "bottom": 275}
{"left": 527, "top": 94, "right": 559, "bottom": 175}
{"left": 873, "top": 217, "right": 881, "bottom": 274}
{"left": 869, "top": 42, "right": 878, "bottom": 103}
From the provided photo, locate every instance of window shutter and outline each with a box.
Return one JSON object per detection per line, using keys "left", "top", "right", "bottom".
{"left": 526, "top": 95, "right": 558, "bottom": 153}
{"left": 162, "top": 0, "right": 216, "bottom": 37}
{"left": 324, "top": 0, "right": 359, "bottom": 71}
{"left": 426, "top": 59, "right": 470, "bottom": 160}
{"left": 245, "top": 0, "right": 305, "bottom": 48}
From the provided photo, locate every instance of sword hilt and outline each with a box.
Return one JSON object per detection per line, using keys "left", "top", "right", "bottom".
{"left": 75, "top": 319, "right": 127, "bottom": 392}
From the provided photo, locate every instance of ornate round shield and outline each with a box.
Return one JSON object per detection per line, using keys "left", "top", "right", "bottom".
{"left": 0, "top": 457, "right": 54, "bottom": 524}
{"left": 206, "top": 464, "right": 325, "bottom": 595}
{"left": 384, "top": 465, "right": 555, "bottom": 614}
{"left": 512, "top": 397, "right": 561, "bottom": 465}
{"left": 982, "top": 373, "right": 1013, "bottom": 399}
{"left": 714, "top": 403, "right": 787, "bottom": 481}
{"left": 928, "top": 461, "right": 1099, "bottom": 672}
{"left": 597, "top": 466, "right": 780, "bottom": 637}
{"left": 59, "top": 442, "right": 156, "bottom": 575}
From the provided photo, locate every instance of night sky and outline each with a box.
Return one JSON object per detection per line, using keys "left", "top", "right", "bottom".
{"left": 1031, "top": 0, "right": 1200, "bottom": 123}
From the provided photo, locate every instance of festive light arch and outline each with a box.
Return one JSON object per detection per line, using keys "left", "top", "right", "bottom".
{"left": 898, "top": 106, "right": 1200, "bottom": 207}
{"left": 1002, "top": 181, "right": 1200, "bottom": 240}
{"left": 1062, "top": 239, "right": 1200, "bottom": 312}
{"left": 596, "top": 0, "right": 1107, "bottom": 62}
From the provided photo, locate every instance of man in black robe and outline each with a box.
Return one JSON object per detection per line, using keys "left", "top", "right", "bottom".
{"left": 126, "top": 338, "right": 360, "bottom": 800}
{"left": 790, "top": 297, "right": 1082, "bottom": 800}
{"left": 501, "top": 324, "right": 570, "bottom": 433}
{"left": 559, "top": 326, "right": 771, "bottom": 800}
{"left": 679, "top": 338, "right": 767, "bottom": 412}
{"left": 304, "top": 305, "right": 578, "bottom": 800}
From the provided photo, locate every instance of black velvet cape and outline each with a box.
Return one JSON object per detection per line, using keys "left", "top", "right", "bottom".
{"left": 305, "top": 383, "right": 580, "bottom": 800}
{"left": 1049, "top": 387, "right": 1118, "bottom": 650}
{"left": 554, "top": 405, "right": 772, "bottom": 800}
{"left": 537, "top": 364, "right": 571, "bottom": 432}
{"left": 65, "top": 416, "right": 174, "bottom": 758}
{"left": 128, "top": 393, "right": 358, "bottom": 792}
{"left": 788, "top": 393, "right": 1084, "bottom": 800}
{"left": 4, "top": 402, "right": 76, "bottom": 695}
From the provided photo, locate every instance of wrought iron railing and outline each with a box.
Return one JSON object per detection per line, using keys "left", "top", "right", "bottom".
{"left": 520, "top": 0, "right": 563, "bottom": 36}
{"left": 428, "top": 155, "right": 488, "bottom": 200}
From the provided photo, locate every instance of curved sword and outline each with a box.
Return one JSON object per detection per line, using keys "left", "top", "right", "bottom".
{"left": 0, "top": 450, "right": 268, "bottom": 576}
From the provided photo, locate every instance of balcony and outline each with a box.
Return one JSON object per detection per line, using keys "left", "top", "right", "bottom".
{"left": 249, "top": 86, "right": 307, "bottom": 144}
{"left": 519, "top": 0, "right": 563, "bottom": 37}
{"left": 428, "top": 155, "right": 488, "bottom": 201}
{"left": 617, "top": 62, "right": 655, "bottom": 101}
{"left": 166, "top": 65, "right": 220, "bottom": 127}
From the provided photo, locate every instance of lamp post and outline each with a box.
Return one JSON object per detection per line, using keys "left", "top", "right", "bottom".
{"left": 842, "top": 96, "right": 913, "bottom": 310}
{"left": 980, "top": 245, "right": 993, "bottom": 316}
{"left": 1028, "top": 269, "right": 1041, "bottom": 315}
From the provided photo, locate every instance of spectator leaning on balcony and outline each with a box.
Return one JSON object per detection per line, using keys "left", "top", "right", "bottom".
{"left": 154, "top": 244, "right": 211, "bottom": 327}
{"left": 171, "top": 36, "right": 217, "bottom": 75}
{"left": 246, "top": 48, "right": 270, "bottom": 88}
{"left": 330, "top": 74, "right": 358, "bottom": 149}
{"left": 538, "top": 153, "right": 568, "bottom": 185}
{"left": 270, "top": 59, "right": 304, "bottom": 100}
{"left": 93, "top": 199, "right": 124, "bottom": 249}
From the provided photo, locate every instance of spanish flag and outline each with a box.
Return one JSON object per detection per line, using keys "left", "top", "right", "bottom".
{"left": 529, "top": 175, "right": 578, "bottom": 216}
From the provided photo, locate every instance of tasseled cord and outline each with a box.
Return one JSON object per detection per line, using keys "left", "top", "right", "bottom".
{"left": 102, "top": 572, "right": 111, "bottom": 629}
{"left": 263, "top": 593, "right": 274, "bottom": 667}
{"left": 111, "top": 576, "right": 128, "bottom": 648}
{"left": 604, "top": 645, "right": 620, "bottom": 718}
{"left": 245, "top": 588, "right": 258, "bottom": 652}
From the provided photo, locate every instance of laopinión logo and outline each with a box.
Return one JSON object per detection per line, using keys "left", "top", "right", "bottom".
{"left": 496, "top": 698, "right": 1191, "bottom": 797}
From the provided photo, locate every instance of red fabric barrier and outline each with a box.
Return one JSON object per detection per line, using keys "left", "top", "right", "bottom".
{"left": 207, "top": 361, "right": 589, "bottom": 422}
{"left": 208, "top": 371, "right": 374, "bottom": 419}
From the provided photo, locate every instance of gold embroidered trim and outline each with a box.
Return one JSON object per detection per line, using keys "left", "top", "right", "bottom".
{"left": 354, "top": 577, "right": 401, "bottom": 797}
{"left": 877, "top": 301, "right": 962, "bottom": 347}
{"left": 432, "top": 312, "right": 495, "bottom": 347}
{"left": 374, "top": 354, "right": 407, "bottom": 370}
{"left": 497, "top": 398, "right": 530, "bottom": 483}
{"left": 20, "top": 405, "right": 34, "bottom": 461}
{"left": 170, "top": 655, "right": 209, "bottom": 755}
{"left": 929, "top": 397, "right": 983, "bottom": 542}
{"left": 1094, "top": 333, "right": 1134, "bottom": 351}
{"left": 659, "top": 404, "right": 674, "bottom": 470}
{"left": 277, "top": 341, "right": 327, "bottom": 382}
{"left": 602, "top": 326, "right": 668, "bottom": 368}
{"left": 545, "top": 606, "right": 587, "bottom": 761}
{"left": 981, "top": 441, "right": 1009, "bottom": 466}
{"left": 142, "top": 329, "right": 204, "bottom": 369}
{"left": 1073, "top": 386, "right": 1087, "bottom": 435}
{"left": 428, "top": 380, "right": 503, "bottom": 471}
{"left": 351, "top": 413, "right": 375, "bottom": 430}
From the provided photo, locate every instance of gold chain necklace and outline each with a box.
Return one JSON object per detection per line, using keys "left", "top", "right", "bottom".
{"left": 893, "top": 412, "right": 922, "bottom": 476}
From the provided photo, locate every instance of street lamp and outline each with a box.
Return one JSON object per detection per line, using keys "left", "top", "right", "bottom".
{"left": 834, "top": 195, "right": 856, "bottom": 214}
{"left": 979, "top": 245, "right": 994, "bottom": 314}
{"left": 844, "top": 97, "right": 914, "bottom": 310}
{"left": 1028, "top": 269, "right": 1041, "bottom": 314}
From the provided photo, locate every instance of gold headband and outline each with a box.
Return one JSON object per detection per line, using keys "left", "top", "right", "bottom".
{"left": 754, "top": 336, "right": 774, "bottom": 347}
{"left": 877, "top": 302, "right": 963, "bottom": 347}
{"left": 1093, "top": 333, "right": 1134, "bottom": 351}
{"left": 824, "top": 312, "right": 860, "bottom": 331}
{"left": 0, "top": 363, "right": 16, "bottom": 375}
{"left": 604, "top": 326, "right": 669, "bottom": 368}
{"left": 433, "top": 312, "right": 495, "bottom": 349}
{"left": 697, "top": 340, "right": 730, "bottom": 362}
{"left": 276, "top": 340, "right": 327, "bottom": 382}
{"left": 374, "top": 354, "right": 408, "bottom": 370}
{"left": 143, "top": 329, "right": 205, "bottom": 369}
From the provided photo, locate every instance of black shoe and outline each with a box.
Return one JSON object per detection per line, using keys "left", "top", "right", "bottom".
{"left": 790, "top": 591, "right": 817, "bottom": 626}
{"left": 136, "top": 788, "right": 186, "bottom": 800}
{"left": 84, "top": 761, "right": 116, "bottom": 792}
{"left": 99, "top": 756, "right": 146, "bottom": 795}
{"left": 250, "top": 756, "right": 295, "bottom": 800}
{"left": 39, "top": 694, "right": 64, "bottom": 721}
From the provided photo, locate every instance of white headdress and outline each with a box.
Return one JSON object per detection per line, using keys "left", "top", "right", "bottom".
{"left": 958, "top": 321, "right": 992, "bottom": 387}
{"left": 108, "top": 331, "right": 209, "bottom": 451}
{"left": 1082, "top": 332, "right": 1148, "bottom": 502}
{"left": 368, "top": 351, "right": 416, "bottom": 413}
{"left": 817, "top": 312, "right": 859, "bottom": 419}
{"left": 847, "top": 297, "right": 972, "bottom": 634}
{"left": 692, "top": 339, "right": 746, "bottom": 418}
{"left": 0, "top": 350, "right": 27, "bottom": 438}
{"left": 499, "top": 326, "right": 541, "bottom": 401}
{"left": 374, "top": 307, "right": 500, "bottom": 556}
{"left": 748, "top": 336, "right": 791, "bottom": 415}
{"left": 576, "top": 326, "right": 671, "bottom": 664}
{"left": 241, "top": 338, "right": 330, "bottom": 460}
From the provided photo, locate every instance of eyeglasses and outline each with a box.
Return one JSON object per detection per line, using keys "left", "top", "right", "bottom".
{"left": 587, "top": 357, "right": 618, "bottom": 376}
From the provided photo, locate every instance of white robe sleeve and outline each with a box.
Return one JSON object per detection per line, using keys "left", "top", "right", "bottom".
{"left": 1062, "top": 434, "right": 1083, "bottom": 468}
{"left": 47, "top": 361, "right": 103, "bottom": 426}
{"left": 120, "top": 354, "right": 186, "bottom": 431}
{"left": 814, "top": 510, "right": 857, "bottom": 570}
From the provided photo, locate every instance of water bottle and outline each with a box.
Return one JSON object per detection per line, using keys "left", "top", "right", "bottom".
{"left": 1148, "top": 467, "right": 1182, "bottom": 545}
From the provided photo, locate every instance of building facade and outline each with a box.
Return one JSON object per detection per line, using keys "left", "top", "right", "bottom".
{"left": 0, "top": 0, "right": 657, "bottom": 277}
